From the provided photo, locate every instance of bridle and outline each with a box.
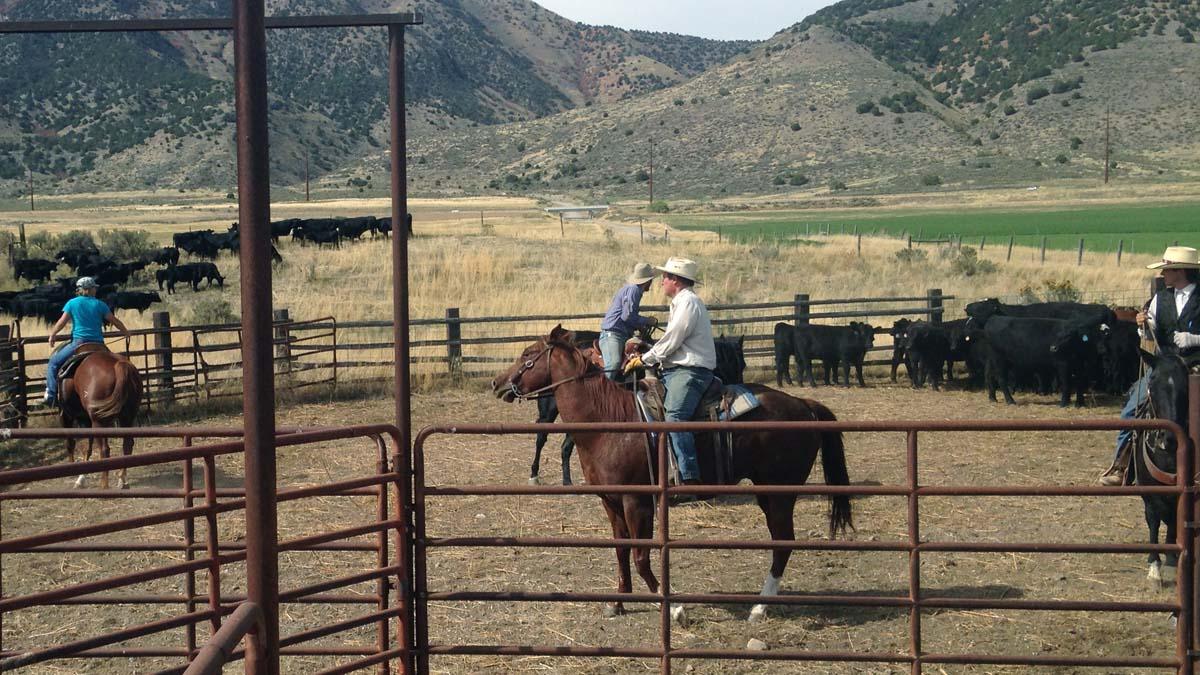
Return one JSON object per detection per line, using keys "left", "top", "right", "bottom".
{"left": 1136, "top": 328, "right": 1184, "bottom": 485}
{"left": 507, "top": 340, "right": 602, "bottom": 401}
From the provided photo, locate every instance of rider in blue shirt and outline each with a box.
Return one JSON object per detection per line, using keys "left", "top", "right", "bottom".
{"left": 40, "top": 277, "right": 131, "bottom": 407}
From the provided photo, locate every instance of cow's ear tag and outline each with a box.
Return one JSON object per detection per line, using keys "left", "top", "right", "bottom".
{"left": 1082, "top": 334, "right": 1089, "bottom": 342}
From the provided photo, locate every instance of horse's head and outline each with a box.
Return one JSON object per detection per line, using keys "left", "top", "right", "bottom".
{"left": 1141, "top": 347, "right": 1190, "bottom": 465}
{"left": 490, "top": 325, "right": 587, "bottom": 402}
{"left": 715, "top": 335, "right": 747, "bottom": 385}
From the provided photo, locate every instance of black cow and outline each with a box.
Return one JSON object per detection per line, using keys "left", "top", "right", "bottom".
{"left": 271, "top": 219, "right": 302, "bottom": 242}
{"left": 983, "top": 315, "right": 1104, "bottom": 407}
{"left": 54, "top": 246, "right": 100, "bottom": 270}
{"left": 162, "top": 263, "right": 224, "bottom": 292}
{"left": 12, "top": 258, "right": 59, "bottom": 284}
{"left": 293, "top": 218, "right": 340, "bottom": 248}
{"left": 95, "top": 261, "right": 149, "bottom": 287}
{"left": 1096, "top": 319, "right": 1140, "bottom": 395}
{"left": 903, "top": 321, "right": 952, "bottom": 390}
{"left": 773, "top": 322, "right": 798, "bottom": 386}
{"left": 966, "top": 298, "right": 1115, "bottom": 326}
{"left": 103, "top": 291, "right": 162, "bottom": 314}
{"left": 338, "top": 216, "right": 376, "bottom": 241}
{"left": 789, "top": 322, "right": 876, "bottom": 387}
{"left": 174, "top": 230, "right": 221, "bottom": 259}
{"left": 147, "top": 246, "right": 180, "bottom": 267}
{"left": 888, "top": 318, "right": 912, "bottom": 383}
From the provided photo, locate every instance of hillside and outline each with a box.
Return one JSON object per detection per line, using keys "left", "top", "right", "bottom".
{"left": 397, "top": 0, "right": 1200, "bottom": 199}
{"left": 0, "top": 0, "right": 749, "bottom": 192}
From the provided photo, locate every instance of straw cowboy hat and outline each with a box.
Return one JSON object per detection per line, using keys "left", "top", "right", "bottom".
{"left": 655, "top": 257, "right": 700, "bottom": 283}
{"left": 627, "top": 262, "right": 657, "bottom": 285}
{"left": 1147, "top": 246, "right": 1200, "bottom": 270}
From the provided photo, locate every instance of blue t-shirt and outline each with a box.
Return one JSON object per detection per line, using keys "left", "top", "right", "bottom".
{"left": 63, "top": 296, "right": 110, "bottom": 342}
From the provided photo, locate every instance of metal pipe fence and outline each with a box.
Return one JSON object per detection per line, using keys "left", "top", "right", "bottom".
{"left": 412, "top": 407, "right": 1200, "bottom": 674}
{"left": 0, "top": 424, "right": 411, "bottom": 674}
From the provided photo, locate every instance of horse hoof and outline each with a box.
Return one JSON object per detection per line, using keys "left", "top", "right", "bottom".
{"left": 562, "top": 479, "right": 573, "bottom": 487}
{"left": 528, "top": 476, "right": 540, "bottom": 486}
{"left": 748, "top": 606, "right": 767, "bottom": 623}
{"left": 72, "top": 475, "right": 86, "bottom": 489}
{"left": 1148, "top": 562, "right": 1163, "bottom": 585}
{"left": 602, "top": 603, "right": 623, "bottom": 619}
{"left": 118, "top": 480, "right": 129, "bottom": 490}
{"left": 671, "top": 604, "right": 688, "bottom": 626}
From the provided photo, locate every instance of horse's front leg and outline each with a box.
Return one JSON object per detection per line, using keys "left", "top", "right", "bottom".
{"left": 1146, "top": 500, "right": 1164, "bottom": 585}
{"left": 622, "top": 495, "right": 675, "bottom": 622}
{"left": 560, "top": 435, "right": 575, "bottom": 486}
{"left": 601, "top": 497, "right": 632, "bottom": 618}
{"left": 750, "top": 495, "right": 797, "bottom": 623}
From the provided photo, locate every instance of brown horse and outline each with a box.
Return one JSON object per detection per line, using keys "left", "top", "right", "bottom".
{"left": 59, "top": 344, "right": 143, "bottom": 489}
{"left": 491, "top": 326, "right": 853, "bottom": 624}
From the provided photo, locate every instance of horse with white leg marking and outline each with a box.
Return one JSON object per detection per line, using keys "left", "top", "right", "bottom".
{"left": 492, "top": 326, "right": 853, "bottom": 624}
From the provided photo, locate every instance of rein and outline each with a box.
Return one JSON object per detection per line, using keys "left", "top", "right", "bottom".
{"left": 508, "top": 342, "right": 604, "bottom": 401}
{"left": 1136, "top": 326, "right": 1180, "bottom": 485}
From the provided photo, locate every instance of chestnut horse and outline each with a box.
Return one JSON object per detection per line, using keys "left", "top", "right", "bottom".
{"left": 59, "top": 345, "right": 143, "bottom": 489}
{"left": 492, "top": 326, "right": 853, "bottom": 624}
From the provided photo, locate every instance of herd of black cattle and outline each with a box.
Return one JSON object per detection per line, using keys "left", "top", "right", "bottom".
{"left": 2, "top": 215, "right": 405, "bottom": 324}
{"left": 774, "top": 298, "right": 1140, "bottom": 406}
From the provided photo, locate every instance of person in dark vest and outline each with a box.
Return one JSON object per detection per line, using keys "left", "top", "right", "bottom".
{"left": 1099, "top": 246, "right": 1200, "bottom": 485}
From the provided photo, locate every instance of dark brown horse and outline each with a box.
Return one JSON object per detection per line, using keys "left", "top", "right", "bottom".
{"left": 59, "top": 344, "right": 143, "bottom": 489}
{"left": 491, "top": 326, "right": 853, "bottom": 624}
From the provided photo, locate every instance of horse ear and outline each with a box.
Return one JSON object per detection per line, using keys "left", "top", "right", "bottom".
{"left": 548, "top": 324, "right": 568, "bottom": 341}
{"left": 1139, "top": 348, "right": 1158, "bottom": 369}
{"left": 737, "top": 335, "right": 744, "bottom": 347}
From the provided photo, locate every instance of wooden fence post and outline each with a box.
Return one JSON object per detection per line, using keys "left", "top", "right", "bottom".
{"left": 1040, "top": 236, "right": 1047, "bottom": 265}
{"left": 718, "top": 226, "right": 722, "bottom": 243}
{"left": 446, "top": 308, "right": 462, "bottom": 375}
{"left": 559, "top": 213, "right": 564, "bottom": 238}
{"left": 927, "top": 288, "right": 944, "bottom": 324}
{"left": 1116, "top": 239, "right": 1124, "bottom": 266}
{"left": 152, "top": 311, "right": 174, "bottom": 404}
{"left": 805, "top": 223, "right": 810, "bottom": 237}
{"left": 273, "top": 308, "right": 291, "bottom": 375}
{"left": 980, "top": 236, "right": 986, "bottom": 250}
{"left": 17, "top": 222, "right": 26, "bottom": 249}
{"left": 1077, "top": 238, "right": 1085, "bottom": 266}
{"left": 907, "top": 234, "right": 912, "bottom": 249}
{"left": 793, "top": 294, "right": 810, "bottom": 328}
{"left": 639, "top": 221, "right": 644, "bottom": 244}
{"left": 856, "top": 233, "right": 862, "bottom": 256}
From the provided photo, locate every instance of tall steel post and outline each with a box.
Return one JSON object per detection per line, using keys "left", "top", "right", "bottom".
{"left": 388, "top": 23, "right": 414, "bottom": 670}
{"left": 233, "top": 0, "right": 279, "bottom": 673}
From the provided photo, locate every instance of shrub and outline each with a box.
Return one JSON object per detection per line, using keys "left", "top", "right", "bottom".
{"left": 1055, "top": 153, "right": 1069, "bottom": 164}
{"left": 647, "top": 201, "right": 670, "bottom": 213}
{"left": 98, "top": 229, "right": 155, "bottom": 261}
{"left": 920, "top": 174, "right": 943, "bottom": 186}
{"left": 788, "top": 173, "right": 809, "bottom": 186}
{"left": 831, "top": 180, "right": 848, "bottom": 191}
{"left": 1026, "top": 86, "right": 1050, "bottom": 104}
{"left": 634, "top": 169, "right": 650, "bottom": 182}
{"left": 855, "top": 101, "right": 877, "bottom": 114}
{"left": 895, "top": 248, "right": 928, "bottom": 263}
{"left": 673, "top": 98, "right": 685, "bottom": 106}
{"left": 515, "top": 141, "right": 526, "bottom": 152}
{"left": 1021, "top": 278, "right": 1082, "bottom": 303}
{"left": 718, "top": 87, "right": 730, "bottom": 96}
{"left": 188, "top": 297, "right": 239, "bottom": 325}
{"left": 772, "top": 176, "right": 786, "bottom": 186}
{"left": 790, "top": 122, "right": 801, "bottom": 131}
{"left": 988, "top": 130, "right": 1000, "bottom": 140}
{"left": 225, "top": 192, "right": 235, "bottom": 200}
{"left": 949, "top": 248, "right": 997, "bottom": 277}
{"left": 1004, "top": 105, "right": 1017, "bottom": 116}
{"left": 1069, "top": 136, "right": 1083, "bottom": 150}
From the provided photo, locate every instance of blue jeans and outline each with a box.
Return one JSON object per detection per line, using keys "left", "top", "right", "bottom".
{"left": 46, "top": 339, "right": 90, "bottom": 400}
{"left": 1115, "top": 370, "right": 1151, "bottom": 460}
{"left": 662, "top": 366, "right": 715, "bottom": 483}
{"left": 599, "top": 330, "right": 629, "bottom": 381}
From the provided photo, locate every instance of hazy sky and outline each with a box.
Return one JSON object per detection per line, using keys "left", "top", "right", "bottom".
{"left": 534, "top": 0, "right": 840, "bottom": 41}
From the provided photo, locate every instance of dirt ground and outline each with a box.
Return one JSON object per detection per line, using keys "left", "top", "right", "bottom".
{"left": 0, "top": 371, "right": 1184, "bottom": 674}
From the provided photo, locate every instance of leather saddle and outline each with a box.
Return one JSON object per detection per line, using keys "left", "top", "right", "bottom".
{"left": 633, "top": 375, "right": 761, "bottom": 485}
{"left": 56, "top": 342, "right": 108, "bottom": 384}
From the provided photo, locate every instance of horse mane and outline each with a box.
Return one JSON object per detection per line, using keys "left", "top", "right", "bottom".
{"left": 549, "top": 338, "right": 638, "bottom": 422}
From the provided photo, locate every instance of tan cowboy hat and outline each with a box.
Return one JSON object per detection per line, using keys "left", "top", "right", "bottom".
{"left": 655, "top": 257, "right": 700, "bottom": 283}
{"left": 1147, "top": 246, "right": 1200, "bottom": 270}
{"left": 627, "top": 262, "right": 657, "bottom": 285}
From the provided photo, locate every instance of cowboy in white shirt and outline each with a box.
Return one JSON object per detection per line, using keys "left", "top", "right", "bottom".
{"left": 624, "top": 257, "right": 716, "bottom": 486}
{"left": 1100, "top": 246, "right": 1200, "bottom": 485}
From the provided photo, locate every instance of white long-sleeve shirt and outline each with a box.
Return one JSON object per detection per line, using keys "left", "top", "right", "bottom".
{"left": 1142, "top": 282, "right": 1197, "bottom": 338}
{"left": 642, "top": 287, "right": 717, "bottom": 370}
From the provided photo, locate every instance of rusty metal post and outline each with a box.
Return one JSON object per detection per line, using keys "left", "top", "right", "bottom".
{"left": 183, "top": 442, "right": 197, "bottom": 658}
{"left": 387, "top": 23, "right": 415, "bottom": 674}
{"left": 272, "top": 309, "right": 291, "bottom": 375}
{"left": 657, "top": 432, "right": 671, "bottom": 674}
{"left": 1189, "top": 375, "right": 1200, "bottom": 671}
{"left": 908, "top": 430, "right": 922, "bottom": 674}
{"left": 232, "top": 0, "right": 279, "bottom": 672}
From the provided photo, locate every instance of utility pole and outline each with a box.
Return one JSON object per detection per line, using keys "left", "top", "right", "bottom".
{"left": 648, "top": 139, "right": 655, "bottom": 205}
{"left": 304, "top": 148, "right": 310, "bottom": 201}
{"left": 1103, "top": 104, "right": 1111, "bottom": 185}
{"left": 27, "top": 166, "right": 33, "bottom": 211}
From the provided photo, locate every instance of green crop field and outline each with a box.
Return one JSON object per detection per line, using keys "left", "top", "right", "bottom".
{"left": 669, "top": 202, "right": 1200, "bottom": 254}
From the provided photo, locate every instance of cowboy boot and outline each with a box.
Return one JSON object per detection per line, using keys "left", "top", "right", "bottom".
{"left": 1098, "top": 438, "right": 1133, "bottom": 486}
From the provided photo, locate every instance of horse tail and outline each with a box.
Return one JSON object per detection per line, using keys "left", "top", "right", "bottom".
{"left": 90, "top": 358, "right": 142, "bottom": 421}
{"left": 809, "top": 400, "right": 854, "bottom": 539}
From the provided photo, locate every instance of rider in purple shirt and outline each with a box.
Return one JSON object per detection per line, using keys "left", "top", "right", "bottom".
{"left": 599, "top": 263, "right": 658, "bottom": 379}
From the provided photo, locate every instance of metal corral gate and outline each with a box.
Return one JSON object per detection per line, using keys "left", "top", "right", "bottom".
{"left": 0, "top": 425, "right": 411, "bottom": 674}
{"left": 412, "top": 397, "right": 1200, "bottom": 673}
